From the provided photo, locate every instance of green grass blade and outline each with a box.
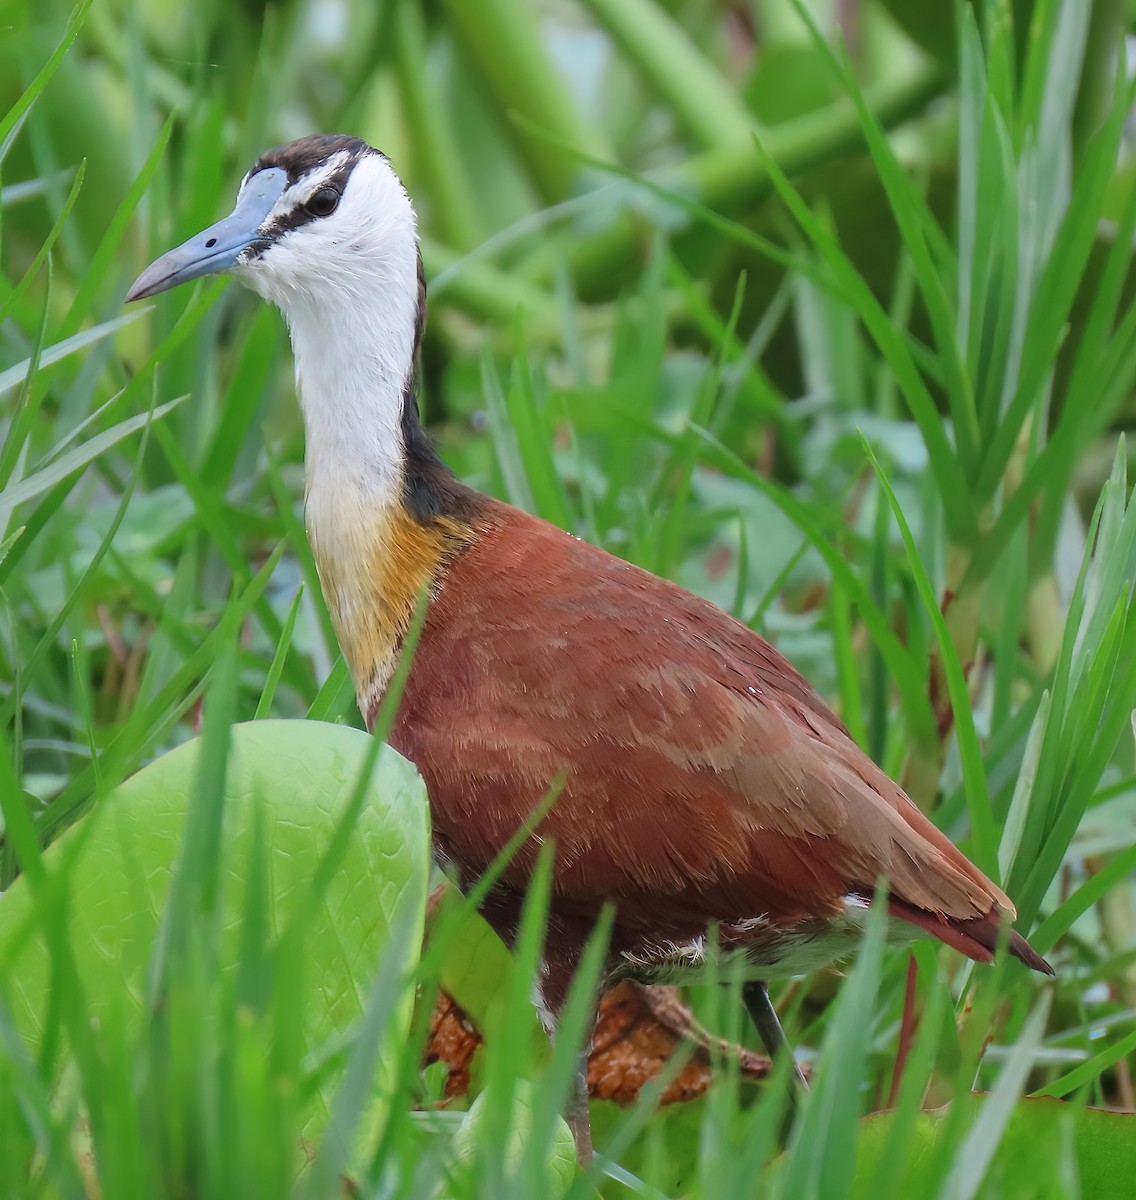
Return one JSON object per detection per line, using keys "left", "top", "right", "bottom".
{"left": 0, "top": 0, "right": 93, "bottom": 157}
{"left": 861, "top": 435, "right": 996, "bottom": 874}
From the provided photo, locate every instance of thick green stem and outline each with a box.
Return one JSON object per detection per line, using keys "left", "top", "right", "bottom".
{"left": 392, "top": 4, "right": 483, "bottom": 251}
{"left": 422, "top": 238, "right": 686, "bottom": 347}
{"left": 1024, "top": 574, "right": 1064, "bottom": 675}
{"left": 422, "top": 234, "right": 563, "bottom": 333}
{"left": 577, "top": 0, "right": 754, "bottom": 148}
{"left": 1072, "top": 0, "right": 1125, "bottom": 159}
{"left": 1090, "top": 854, "right": 1136, "bottom": 1003}
{"left": 565, "top": 59, "right": 948, "bottom": 299}
{"left": 440, "top": 0, "right": 612, "bottom": 204}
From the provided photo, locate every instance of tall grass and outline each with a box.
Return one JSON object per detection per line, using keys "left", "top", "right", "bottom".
{"left": 2, "top": 0, "right": 1135, "bottom": 1196}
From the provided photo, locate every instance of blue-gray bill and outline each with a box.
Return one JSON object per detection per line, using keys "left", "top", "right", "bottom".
{"left": 125, "top": 166, "right": 288, "bottom": 302}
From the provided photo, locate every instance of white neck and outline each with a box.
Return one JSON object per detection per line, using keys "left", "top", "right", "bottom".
{"left": 231, "top": 150, "right": 438, "bottom": 706}
{"left": 287, "top": 286, "right": 416, "bottom": 505}
{"left": 235, "top": 153, "right": 421, "bottom": 509}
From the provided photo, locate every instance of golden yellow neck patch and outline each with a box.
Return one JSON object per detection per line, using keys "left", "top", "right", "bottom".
{"left": 309, "top": 499, "right": 475, "bottom": 708}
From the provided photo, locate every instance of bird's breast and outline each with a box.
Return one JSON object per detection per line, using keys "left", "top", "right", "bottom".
{"left": 305, "top": 474, "right": 478, "bottom": 711}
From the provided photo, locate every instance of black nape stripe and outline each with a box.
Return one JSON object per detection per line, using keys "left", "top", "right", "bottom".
{"left": 400, "top": 385, "right": 486, "bottom": 527}
{"left": 400, "top": 251, "right": 486, "bottom": 527}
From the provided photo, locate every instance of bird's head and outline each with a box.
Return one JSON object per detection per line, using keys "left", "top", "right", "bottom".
{"left": 127, "top": 134, "right": 418, "bottom": 318}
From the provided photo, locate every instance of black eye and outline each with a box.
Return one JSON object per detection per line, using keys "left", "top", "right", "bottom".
{"left": 306, "top": 186, "right": 340, "bottom": 217}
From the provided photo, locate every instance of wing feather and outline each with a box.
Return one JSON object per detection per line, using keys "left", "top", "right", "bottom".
{"left": 387, "top": 501, "right": 1010, "bottom": 942}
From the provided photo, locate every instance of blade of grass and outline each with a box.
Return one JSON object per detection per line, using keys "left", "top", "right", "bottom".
{"left": 60, "top": 114, "right": 175, "bottom": 338}
{"left": 0, "top": 311, "right": 146, "bottom": 400}
{"left": 861, "top": 434, "right": 997, "bottom": 874}
{"left": 696, "top": 426, "right": 937, "bottom": 749}
{"left": 0, "top": 395, "right": 185, "bottom": 531}
{"left": 0, "top": 257, "right": 54, "bottom": 495}
{"left": 942, "top": 994, "right": 1052, "bottom": 1199}
{"left": 0, "top": 160, "right": 85, "bottom": 327}
{"left": 29, "top": 543, "right": 285, "bottom": 850}
{"left": 790, "top": 0, "right": 979, "bottom": 471}
{"left": 255, "top": 586, "right": 303, "bottom": 720}
{"left": 0, "top": 0, "right": 93, "bottom": 156}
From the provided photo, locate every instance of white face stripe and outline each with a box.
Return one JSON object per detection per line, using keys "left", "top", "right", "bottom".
{"left": 236, "top": 149, "right": 356, "bottom": 225}
{"left": 273, "top": 150, "right": 353, "bottom": 219}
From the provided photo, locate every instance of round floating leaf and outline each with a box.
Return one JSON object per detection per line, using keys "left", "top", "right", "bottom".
{"left": 762, "top": 1099, "right": 1136, "bottom": 1200}
{"left": 851, "top": 1094, "right": 1134, "bottom": 1198}
{"left": 0, "top": 719, "right": 431, "bottom": 1150}
{"left": 446, "top": 1079, "right": 576, "bottom": 1199}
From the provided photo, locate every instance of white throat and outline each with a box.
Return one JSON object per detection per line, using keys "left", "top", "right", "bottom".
{"left": 234, "top": 153, "right": 420, "bottom": 511}
{"left": 230, "top": 148, "right": 436, "bottom": 708}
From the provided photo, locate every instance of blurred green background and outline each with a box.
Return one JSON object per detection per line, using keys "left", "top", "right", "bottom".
{"left": 4, "top": 1, "right": 1136, "bottom": 1196}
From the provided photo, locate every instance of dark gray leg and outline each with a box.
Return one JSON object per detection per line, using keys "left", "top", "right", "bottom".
{"left": 530, "top": 919, "right": 600, "bottom": 1168}
{"left": 742, "top": 980, "right": 809, "bottom": 1093}
{"left": 563, "top": 1050, "right": 593, "bottom": 1166}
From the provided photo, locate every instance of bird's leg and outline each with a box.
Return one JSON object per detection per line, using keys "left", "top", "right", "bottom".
{"left": 742, "top": 980, "right": 808, "bottom": 1094}
{"left": 478, "top": 890, "right": 601, "bottom": 1165}
{"left": 533, "top": 920, "right": 603, "bottom": 1168}
{"left": 563, "top": 1050, "right": 593, "bottom": 1167}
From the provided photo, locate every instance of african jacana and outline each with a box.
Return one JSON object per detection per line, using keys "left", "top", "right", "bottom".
{"left": 129, "top": 135, "right": 1052, "bottom": 1162}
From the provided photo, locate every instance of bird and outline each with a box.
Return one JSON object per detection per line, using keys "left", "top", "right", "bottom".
{"left": 128, "top": 134, "right": 1053, "bottom": 1162}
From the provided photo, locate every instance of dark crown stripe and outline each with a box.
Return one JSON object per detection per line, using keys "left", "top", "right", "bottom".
{"left": 251, "top": 135, "right": 375, "bottom": 239}
{"left": 252, "top": 134, "right": 374, "bottom": 184}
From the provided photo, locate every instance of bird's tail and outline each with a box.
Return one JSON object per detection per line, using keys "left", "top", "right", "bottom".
{"left": 887, "top": 896, "right": 1054, "bottom": 976}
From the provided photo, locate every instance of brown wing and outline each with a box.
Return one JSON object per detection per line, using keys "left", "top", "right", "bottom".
{"left": 387, "top": 500, "right": 1019, "bottom": 955}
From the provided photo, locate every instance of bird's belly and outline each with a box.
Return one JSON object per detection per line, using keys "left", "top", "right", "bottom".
{"left": 615, "top": 903, "right": 920, "bottom": 986}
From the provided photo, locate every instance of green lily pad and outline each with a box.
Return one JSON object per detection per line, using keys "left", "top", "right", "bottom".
{"left": 852, "top": 1094, "right": 1136, "bottom": 1199}
{"left": 0, "top": 720, "right": 431, "bottom": 1149}
{"left": 446, "top": 1080, "right": 576, "bottom": 1199}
